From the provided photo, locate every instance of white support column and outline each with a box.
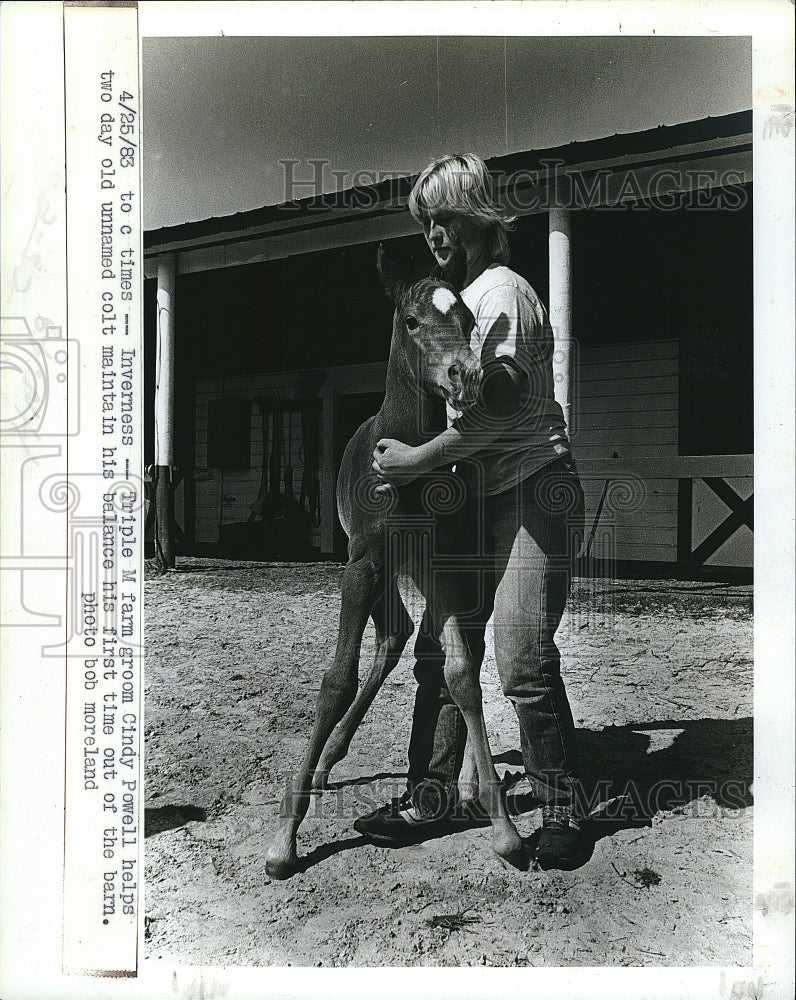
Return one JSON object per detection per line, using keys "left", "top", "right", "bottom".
{"left": 155, "top": 254, "right": 176, "bottom": 466}
{"left": 154, "top": 254, "right": 177, "bottom": 567}
{"left": 548, "top": 207, "right": 573, "bottom": 437}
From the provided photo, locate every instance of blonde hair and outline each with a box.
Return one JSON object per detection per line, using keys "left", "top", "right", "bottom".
{"left": 408, "top": 153, "right": 516, "bottom": 265}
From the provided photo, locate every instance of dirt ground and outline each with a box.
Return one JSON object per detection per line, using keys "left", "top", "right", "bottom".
{"left": 143, "top": 558, "right": 753, "bottom": 968}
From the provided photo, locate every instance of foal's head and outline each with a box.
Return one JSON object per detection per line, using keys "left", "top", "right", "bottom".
{"left": 377, "top": 246, "right": 480, "bottom": 412}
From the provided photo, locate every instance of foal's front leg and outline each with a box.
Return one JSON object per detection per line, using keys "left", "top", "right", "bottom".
{"left": 440, "top": 615, "right": 526, "bottom": 868}
{"left": 266, "top": 556, "right": 377, "bottom": 879}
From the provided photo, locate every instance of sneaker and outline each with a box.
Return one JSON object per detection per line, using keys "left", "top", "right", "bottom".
{"left": 353, "top": 789, "right": 452, "bottom": 845}
{"left": 535, "top": 804, "right": 588, "bottom": 870}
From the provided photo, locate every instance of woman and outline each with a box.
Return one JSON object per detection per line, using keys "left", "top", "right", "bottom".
{"left": 355, "top": 153, "right": 587, "bottom": 868}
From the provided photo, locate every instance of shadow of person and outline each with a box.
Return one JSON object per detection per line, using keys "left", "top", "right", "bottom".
{"left": 499, "top": 716, "right": 753, "bottom": 869}
{"left": 576, "top": 716, "right": 753, "bottom": 842}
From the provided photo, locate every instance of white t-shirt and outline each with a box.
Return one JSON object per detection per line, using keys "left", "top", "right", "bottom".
{"left": 453, "top": 264, "right": 570, "bottom": 496}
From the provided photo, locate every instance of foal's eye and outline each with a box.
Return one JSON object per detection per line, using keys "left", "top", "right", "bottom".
{"left": 405, "top": 316, "right": 419, "bottom": 331}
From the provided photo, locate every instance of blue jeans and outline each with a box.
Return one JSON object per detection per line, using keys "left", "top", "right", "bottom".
{"left": 407, "top": 454, "right": 585, "bottom": 812}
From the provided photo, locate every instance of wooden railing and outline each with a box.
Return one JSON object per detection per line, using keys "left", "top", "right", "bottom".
{"left": 577, "top": 455, "right": 753, "bottom": 572}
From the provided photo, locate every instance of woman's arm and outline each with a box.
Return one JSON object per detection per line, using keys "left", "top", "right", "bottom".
{"left": 372, "top": 359, "right": 522, "bottom": 486}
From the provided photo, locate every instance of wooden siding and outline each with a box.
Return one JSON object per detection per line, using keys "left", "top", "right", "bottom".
{"left": 572, "top": 339, "right": 679, "bottom": 564}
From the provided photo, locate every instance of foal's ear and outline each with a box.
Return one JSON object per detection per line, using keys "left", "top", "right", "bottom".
{"left": 377, "top": 244, "right": 410, "bottom": 304}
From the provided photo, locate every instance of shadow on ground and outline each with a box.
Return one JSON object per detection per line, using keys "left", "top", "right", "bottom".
{"left": 294, "top": 715, "right": 752, "bottom": 875}
{"left": 145, "top": 804, "right": 208, "bottom": 837}
{"left": 578, "top": 715, "right": 753, "bottom": 819}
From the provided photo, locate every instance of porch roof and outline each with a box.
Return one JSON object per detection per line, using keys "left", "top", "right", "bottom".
{"left": 144, "top": 110, "right": 752, "bottom": 253}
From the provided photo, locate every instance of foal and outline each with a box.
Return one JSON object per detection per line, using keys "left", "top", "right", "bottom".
{"left": 266, "top": 248, "right": 525, "bottom": 879}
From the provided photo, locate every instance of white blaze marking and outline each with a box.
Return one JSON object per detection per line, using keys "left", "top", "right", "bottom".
{"left": 432, "top": 287, "right": 457, "bottom": 315}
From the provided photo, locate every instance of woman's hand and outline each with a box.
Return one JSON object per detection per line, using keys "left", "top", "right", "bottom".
{"left": 372, "top": 438, "right": 429, "bottom": 491}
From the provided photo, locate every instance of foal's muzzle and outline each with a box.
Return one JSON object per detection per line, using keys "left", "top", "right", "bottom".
{"left": 454, "top": 360, "right": 481, "bottom": 409}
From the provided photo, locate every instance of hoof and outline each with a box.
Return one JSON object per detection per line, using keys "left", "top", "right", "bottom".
{"left": 266, "top": 856, "right": 299, "bottom": 880}
{"left": 496, "top": 840, "right": 528, "bottom": 871}
{"left": 494, "top": 829, "right": 528, "bottom": 871}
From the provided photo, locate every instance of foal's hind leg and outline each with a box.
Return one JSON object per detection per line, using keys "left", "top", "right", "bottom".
{"left": 266, "top": 554, "right": 378, "bottom": 879}
{"left": 313, "top": 579, "right": 413, "bottom": 789}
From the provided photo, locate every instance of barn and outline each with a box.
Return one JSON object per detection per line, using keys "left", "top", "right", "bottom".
{"left": 143, "top": 110, "right": 753, "bottom": 580}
